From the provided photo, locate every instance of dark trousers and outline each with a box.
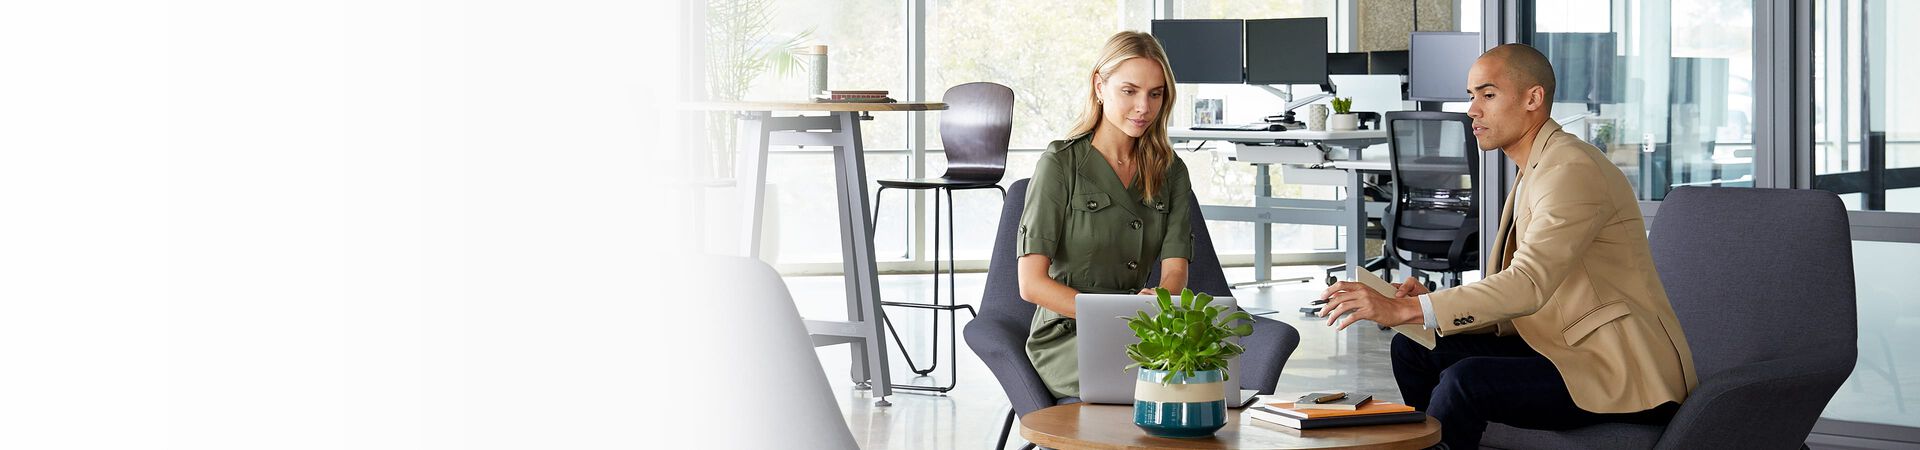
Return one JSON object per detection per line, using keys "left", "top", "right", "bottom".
{"left": 1390, "top": 333, "right": 1678, "bottom": 449}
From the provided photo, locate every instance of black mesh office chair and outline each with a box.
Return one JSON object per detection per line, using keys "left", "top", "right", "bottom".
{"left": 872, "top": 82, "right": 1014, "bottom": 392}
{"left": 1384, "top": 111, "right": 1480, "bottom": 288}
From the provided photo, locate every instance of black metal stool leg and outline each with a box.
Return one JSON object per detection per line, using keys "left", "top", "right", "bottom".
{"left": 880, "top": 313, "right": 924, "bottom": 374}
{"left": 887, "top": 185, "right": 997, "bottom": 394}
{"left": 915, "top": 186, "right": 940, "bottom": 376}
{"left": 996, "top": 409, "right": 1015, "bottom": 450}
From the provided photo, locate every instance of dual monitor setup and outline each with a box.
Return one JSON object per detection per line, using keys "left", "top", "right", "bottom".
{"left": 1151, "top": 19, "right": 1671, "bottom": 131}
{"left": 1152, "top": 18, "right": 1487, "bottom": 131}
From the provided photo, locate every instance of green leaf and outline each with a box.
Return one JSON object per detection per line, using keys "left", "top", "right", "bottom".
{"left": 1120, "top": 284, "right": 1254, "bottom": 377}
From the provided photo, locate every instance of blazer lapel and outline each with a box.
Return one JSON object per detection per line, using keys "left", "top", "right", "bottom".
{"left": 1491, "top": 178, "right": 1518, "bottom": 273}
{"left": 1490, "top": 121, "right": 1562, "bottom": 273}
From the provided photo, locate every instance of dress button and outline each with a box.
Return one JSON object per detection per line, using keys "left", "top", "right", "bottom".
{"left": 1126, "top": 261, "right": 1139, "bottom": 270}
{"left": 1130, "top": 220, "right": 1142, "bottom": 230}
{"left": 1086, "top": 201, "right": 1099, "bottom": 209}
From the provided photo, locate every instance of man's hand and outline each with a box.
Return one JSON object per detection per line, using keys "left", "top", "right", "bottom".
{"left": 1317, "top": 281, "right": 1421, "bottom": 331}
{"left": 1392, "top": 276, "right": 1431, "bottom": 298}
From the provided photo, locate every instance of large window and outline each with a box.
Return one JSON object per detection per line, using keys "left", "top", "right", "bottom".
{"left": 920, "top": 0, "right": 1157, "bottom": 261}
{"left": 1812, "top": 0, "right": 1920, "bottom": 432}
{"left": 783, "top": 0, "right": 1367, "bottom": 267}
{"left": 708, "top": 0, "right": 905, "bottom": 265}
{"left": 1532, "top": 0, "right": 1756, "bottom": 201}
{"left": 1813, "top": 0, "right": 1920, "bottom": 213}
{"left": 1174, "top": 1, "right": 1345, "bottom": 257}
{"left": 1519, "top": 0, "right": 1920, "bottom": 440}
{"left": 712, "top": 0, "right": 1490, "bottom": 270}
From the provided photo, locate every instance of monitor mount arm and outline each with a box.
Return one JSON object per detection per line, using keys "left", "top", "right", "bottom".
{"left": 1256, "top": 83, "right": 1337, "bottom": 125}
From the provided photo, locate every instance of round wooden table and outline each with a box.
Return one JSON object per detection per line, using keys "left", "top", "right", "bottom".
{"left": 1019, "top": 403, "right": 1441, "bottom": 450}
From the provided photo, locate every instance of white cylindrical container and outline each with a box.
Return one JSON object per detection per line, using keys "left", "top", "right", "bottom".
{"left": 1329, "top": 113, "right": 1359, "bottom": 131}
{"left": 800, "top": 45, "right": 828, "bottom": 100}
{"left": 1306, "top": 104, "right": 1330, "bottom": 131}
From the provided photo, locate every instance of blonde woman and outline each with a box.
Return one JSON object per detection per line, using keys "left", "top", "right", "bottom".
{"left": 1017, "top": 31, "right": 1195, "bottom": 399}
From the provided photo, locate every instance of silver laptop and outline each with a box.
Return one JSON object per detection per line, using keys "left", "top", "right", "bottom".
{"left": 1076, "top": 294, "right": 1261, "bottom": 407}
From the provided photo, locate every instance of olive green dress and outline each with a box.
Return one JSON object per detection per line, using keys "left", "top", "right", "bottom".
{"left": 1018, "top": 136, "right": 1195, "bottom": 399}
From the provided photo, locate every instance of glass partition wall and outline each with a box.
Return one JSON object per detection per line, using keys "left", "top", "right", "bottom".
{"left": 1511, "top": 0, "right": 1920, "bottom": 444}
{"left": 1531, "top": 0, "right": 1755, "bottom": 201}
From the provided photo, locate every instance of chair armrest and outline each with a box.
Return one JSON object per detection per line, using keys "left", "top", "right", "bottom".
{"left": 1654, "top": 352, "right": 1856, "bottom": 450}
{"left": 1236, "top": 316, "right": 1301, "bottom": 394}
{"left": 963, "top": 315, "right": 1057, "bottom": 417}
{"left": 1445, "top": 219, "right": 1478, "bottom": 269}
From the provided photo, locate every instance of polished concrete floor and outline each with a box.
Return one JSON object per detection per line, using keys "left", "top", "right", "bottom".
{"left": 787, "top": 265, "right": 1405, "bottom": 450}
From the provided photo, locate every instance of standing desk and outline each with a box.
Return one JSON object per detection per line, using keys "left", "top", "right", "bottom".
{"left": 1167, "top": 127, "right": 1390, "bottom": 286}
{"left": 690, "top": 101, "right": 947, "bottom": 407}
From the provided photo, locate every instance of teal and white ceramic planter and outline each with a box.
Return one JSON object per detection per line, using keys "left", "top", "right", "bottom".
{"left": 1132, "top": 368, "right": 1228, "bottom": 438}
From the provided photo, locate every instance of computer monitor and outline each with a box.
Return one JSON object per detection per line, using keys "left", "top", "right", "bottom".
{"left": 1369, "top": 50, "right": 1409, "bottom": 75}
{"left": 1244, "top": 17, "right": 1328, "bottom": 85}
{"left": 1535, "top": 32, "right": 1623, "bottom": 105}
{"left": 1151, "top": 19, "right": 1245, "bottom": 84}
{"left": 1408, "top": 32, "right": 1483, "bottom": 102}
{"left": 1328, "top": 52, "right": 1369, "bottom": 75}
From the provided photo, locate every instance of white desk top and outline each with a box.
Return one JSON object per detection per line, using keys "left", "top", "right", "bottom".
{"left": 1168, "top": 127, "right": 1387, "bottom": 142}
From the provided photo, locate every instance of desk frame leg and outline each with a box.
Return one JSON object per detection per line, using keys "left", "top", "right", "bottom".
{"left": 1345, "top": 164, "right": 1366, "bottom": 281}
{"left": 827, "top": 111, "right": 893, "bottom": 406}
{"left": 735, "top": 111, "right": 772, "bottom": 260}
{"left": 1253, "top": 165, "right": 1271, "bottom": 283}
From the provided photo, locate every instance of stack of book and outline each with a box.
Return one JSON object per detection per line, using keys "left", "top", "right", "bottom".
{"left": 813, "top": 90, "right": 894, "bottom": 103}
{"left": 1246, "top": 398, "right": 1426, "bottom": 429}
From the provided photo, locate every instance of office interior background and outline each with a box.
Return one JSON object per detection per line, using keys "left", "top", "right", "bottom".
{"left": 683, "top": 0, "right": 1920, "bottom": 448}
{"left": 6, "top": 0, "right": 1917, "bottom": 448}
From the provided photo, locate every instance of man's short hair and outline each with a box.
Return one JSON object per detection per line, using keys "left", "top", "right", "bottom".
{"left": 1483, "top": 44, "right": 1556, "bottom": 101}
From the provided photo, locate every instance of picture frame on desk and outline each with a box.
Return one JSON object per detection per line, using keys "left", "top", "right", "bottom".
{"left": 1193, "top": 98, "right": 1224, "bottom": 125}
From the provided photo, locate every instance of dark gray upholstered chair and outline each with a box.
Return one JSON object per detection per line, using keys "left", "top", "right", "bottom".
{"left": 967, "top": 178, "right": 1302, "bottom": 450}
{"left": 1482, "top": 187, "right": 1856, "bottom": 449}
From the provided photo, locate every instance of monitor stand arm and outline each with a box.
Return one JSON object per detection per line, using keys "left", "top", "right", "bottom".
{"left": 1256, "top": 84, "right": 1336, "bottom": 125}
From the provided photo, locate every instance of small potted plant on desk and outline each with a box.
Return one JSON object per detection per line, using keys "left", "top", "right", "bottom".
{"left": 1328, "top": 97, "right": 1358, "bottom": 131}
{"left": 1123, "top": 288, "right": 1255, "bottom": 439}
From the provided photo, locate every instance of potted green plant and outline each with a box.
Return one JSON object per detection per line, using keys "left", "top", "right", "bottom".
{"left": 1328, "top": 97, "right": 1359, "bottom": 131}
{"left": 1123, "top": 288, "right": 1254, "bottom": 438}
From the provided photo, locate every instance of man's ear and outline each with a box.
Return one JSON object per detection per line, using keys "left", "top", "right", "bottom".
{"left": 1525, "top": 85, "right": 1547, "bottom": 112}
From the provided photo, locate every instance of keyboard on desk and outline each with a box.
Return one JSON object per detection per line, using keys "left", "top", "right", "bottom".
{"left": 1192, "top": 123, "right": 1286, "bottom": 132}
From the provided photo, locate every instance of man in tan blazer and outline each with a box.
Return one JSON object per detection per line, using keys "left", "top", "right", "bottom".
{"left": 1315, "top": 44, "right": 1697, "bottom": 449}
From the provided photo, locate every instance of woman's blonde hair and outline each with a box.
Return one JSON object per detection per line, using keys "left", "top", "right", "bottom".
{"left": 1067, "top": 31, "right": 1179, "bottom": 202}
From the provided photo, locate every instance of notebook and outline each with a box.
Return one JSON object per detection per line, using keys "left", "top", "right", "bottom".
{"left": 1247, "top": 400, "right": 1425, "bottom": 429}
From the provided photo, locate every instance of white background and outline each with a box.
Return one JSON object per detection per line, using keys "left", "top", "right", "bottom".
{"left": 0, "top": 1, "right": 698, "bottom": 448}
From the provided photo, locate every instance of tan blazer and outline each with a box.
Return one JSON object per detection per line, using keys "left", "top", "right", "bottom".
{"left": 1425, "top": 120, "right": 1698, "bottom": 413}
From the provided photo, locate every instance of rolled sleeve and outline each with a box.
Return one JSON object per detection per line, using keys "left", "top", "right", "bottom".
{"left": 1019, "top": 151, "right": 1070, "bottom": 259}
